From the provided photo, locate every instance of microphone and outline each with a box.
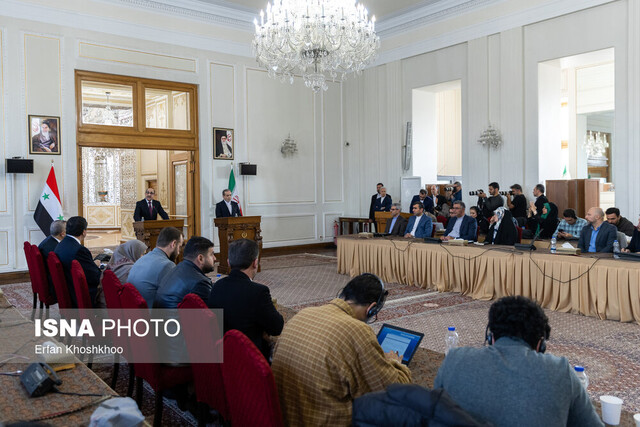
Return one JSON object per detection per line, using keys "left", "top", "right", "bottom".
{"left": 514, "top": 228, "right": 543, "bottom": 251}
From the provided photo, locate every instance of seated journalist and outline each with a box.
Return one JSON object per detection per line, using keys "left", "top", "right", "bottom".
{"left": 404, "top": 202, "right": 432, "bottom": 238}
{"left": 485, "top": 207, "right": 518, "bottom": 246}
{"left": 434, "top": 296, "right": 603, "bottom": 427}
{"left": 622, "top": 218, "right": 640, "bottom": 253}
{"left": 578, "top": 207, "right": 617, "bottom": 253}
{"left": 442, "top": 201, "right": 477, "bottom": 241}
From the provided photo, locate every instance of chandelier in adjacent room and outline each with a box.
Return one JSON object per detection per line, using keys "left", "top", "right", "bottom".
{"left": 253, "top": 0, "right": 380, "bottom": 92}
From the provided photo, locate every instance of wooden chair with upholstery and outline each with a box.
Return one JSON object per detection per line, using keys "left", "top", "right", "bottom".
{"left": 222, "top": 329, "right": 284, "bottom": 427}
{"left": 119, "top": 282, "right": 193, "bottom": 427}
{"left": 178, "top": 293, "right": 228, "bottom": 426}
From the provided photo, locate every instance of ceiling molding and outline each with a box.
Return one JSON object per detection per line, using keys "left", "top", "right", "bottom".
{"left": 375, "top": 0, "right": 617, "bottom": 66}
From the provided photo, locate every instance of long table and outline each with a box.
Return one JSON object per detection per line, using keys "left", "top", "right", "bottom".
{"left": 337, "top": 236, "right": 640, "bottom": 323}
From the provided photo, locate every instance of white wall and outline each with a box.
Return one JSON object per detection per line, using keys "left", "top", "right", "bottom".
{"left": 411, "top": 89, "right": 437, "bottom": 185}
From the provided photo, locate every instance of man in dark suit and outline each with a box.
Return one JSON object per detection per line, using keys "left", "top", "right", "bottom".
{"left": 368, "top": 182, "right": 384, "bottom": 231}
{"left": 443, "top": 201, "right": 477, "bottom": 241}
{"left": 373, "top": 187, "right": 392, "bottom": 215}
{"left": 578, "top": 207, "right": 617, "bottom": 253}
{"left": 410, "top": 189, "right": 435, "bottom": 214}
{"left": 529, "top": 183, "right": 549, "bottom": 220}
{"left": 38, "top": 220, "right": 66, "bottom": 260}
{"left": 404, "top": 202, "right": 433, "bottom": 238}
{"left": 154, "top": 236, "right": 215, "bottom": 308}
{"left": 215, "top": 188, "right": 242, "bottom": 217}
{"left": 207, "top": 239, "right": 283, "bottom": 361}
{"left": 384, "top": 204, "right": 408, "bottom": 236}
{"left": 133, "top": 188, "right": 169, "bottom": 221}
{"left": 53, "top": 216, "right": 101, "bottom": 307}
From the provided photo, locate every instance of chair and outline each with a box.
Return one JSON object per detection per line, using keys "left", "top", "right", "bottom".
{"left": 120, "top": 283, "right": 193, "bottom": 427}
{"left": 222, "top": 330, "right": 284, "bottom": 427}
{"left": 179, "top": 294, "right": 229, "bottom": 425}
{"left": 431, "top": 224, "right": 436, "bottom": 238}
{"left": 29, "top": 245, "right": 57, "bottom": 318}
{"left": 102, "top": 270, "right": 135, "bottom": 394}
{"left": 23, "top": 242, "right": 39, "bottom": 312}
{"left": 517, "top": 226, "right": 523, "bottom": 244}
{"left": 46, "top": 252, "right": 73, "bottom": 310}
{"left": 70, "top": 260, "right": 93, "bottom": 309}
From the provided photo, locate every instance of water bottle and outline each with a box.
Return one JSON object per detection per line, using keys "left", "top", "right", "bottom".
{"left": 550, "top": 237, "right": 557, "bottom": 254}
{"left": 215, "top": 274, "right": 222, "bottom": 282}
{"left": 574, "top": 366, "right": 589, "bottom": 389}
{"left": 613, "top": 240, "right": 620, "bottom": 259}
{"left": 445, "top": 327, "right": 459, "bottom": 355}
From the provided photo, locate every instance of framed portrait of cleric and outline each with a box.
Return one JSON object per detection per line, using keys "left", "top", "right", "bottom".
{"left": 29, "top": 115, "right": 61, "bottom": 155}
{"left": 213, "top": 127, "right": 234, "bottom": 160}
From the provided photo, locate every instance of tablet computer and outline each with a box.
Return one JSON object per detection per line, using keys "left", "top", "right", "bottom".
{"left": 376, "top": 324, "right": 424, "bottom": 366}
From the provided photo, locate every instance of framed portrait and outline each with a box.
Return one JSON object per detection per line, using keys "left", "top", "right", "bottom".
{"left": 213, "top": 127, "right": 234, "bottom": 160}
{"left": 29, "top": 115, "right": 61, "bottom": 155}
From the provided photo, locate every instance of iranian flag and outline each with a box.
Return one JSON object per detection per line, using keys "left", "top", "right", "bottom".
{"left": 34, "top": 166, "right": 63, "bottom": 236}
{"left": 229, "top": 164, "right": 243, "bottom": 215}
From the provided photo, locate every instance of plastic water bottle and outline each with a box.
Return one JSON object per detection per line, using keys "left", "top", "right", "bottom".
{"left": 574, "top": 366, "right": 589, "bottom": 389}
{"left": 613, "top": 240, "right": 620, "bottom": 259}
{"left": 215, "top": 274, "right": 222, "bottom": 282}
{"left": 550, "top": 237, "right": 557, "bottom": 254}
{"left": 445, "top": 327, "right": 459, "bottom": 355}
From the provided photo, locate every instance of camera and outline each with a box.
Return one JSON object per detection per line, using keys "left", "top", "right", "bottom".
{"left": 444, "top": 186, "right": 454, "bottom": 192}
{"left": 469, "top": 190, "right": 484, "bottom": 196}
{"left": 508, "top": 190, "right": 514, "bottom": 195}
{"left": 498, "top": 191, "right": 509, "bottom": 196}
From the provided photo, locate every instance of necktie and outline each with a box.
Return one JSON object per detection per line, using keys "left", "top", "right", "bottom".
{"left": 148, "top": 201, "right": 153, "bottom": 216}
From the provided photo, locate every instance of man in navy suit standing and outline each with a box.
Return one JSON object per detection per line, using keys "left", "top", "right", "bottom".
{"left": 133, "top": 188, "right": 169, "bottom": 221}
{"left": 443, "top": 201, "right": 477, "bottom": 241}
{"left": 410, "top": 189, "right": 435, "bottom": 214}
{"left": 373, "top": 187, "right": 392, "bottom": 215}
{"left": 404, "top": 202, "right": 433, "bottom": 238}
{"left": 215, "top": 189, "right": 242, "bottom": 217}
{"left": 53, "top": 216, "right": 101, "bottom": 307}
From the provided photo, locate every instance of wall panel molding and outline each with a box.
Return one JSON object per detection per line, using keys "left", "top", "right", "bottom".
{"left": 260, "top": 214, "right": 317, "bottom": 243}
{"left": 79, "top": 41, "right": 197, "bottom": 72}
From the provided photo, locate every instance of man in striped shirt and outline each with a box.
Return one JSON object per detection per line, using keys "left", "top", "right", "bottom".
{"left": 272, "top": 274, "right": 411, "bottom": 426}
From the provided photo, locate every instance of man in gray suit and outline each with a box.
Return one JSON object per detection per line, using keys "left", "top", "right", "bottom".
{"left": 434, "top": 296, "right": 603, "bottom": 427}
{"left": 127, "top": 227, "right": 183, "bottom": 308}
{"left": 384, "top": 203, "right": 407, "bottom": 236}
{"left": 578, "top": 207, "right": 617, "bottom": 253}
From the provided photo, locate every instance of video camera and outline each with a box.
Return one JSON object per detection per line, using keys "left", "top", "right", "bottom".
{"left": 469, "top": 190, "right": 484, "bottom": 196}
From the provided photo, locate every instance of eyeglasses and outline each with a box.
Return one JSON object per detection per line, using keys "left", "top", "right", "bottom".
{"left": 146, "top": 191, "right": 155, "bottom": 195}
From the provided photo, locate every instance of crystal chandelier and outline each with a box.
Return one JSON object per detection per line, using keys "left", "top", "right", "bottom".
{"left": 253, "top": 0, "right": 380, "bottom": 92}
{"left": 478, "top": 124, "right": 502, "bottom": 149}
{"left": 583, "top": 130, "right": 609, "bottom": 167}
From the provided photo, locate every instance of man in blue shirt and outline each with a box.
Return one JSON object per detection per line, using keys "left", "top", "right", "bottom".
{"left": 127, "top": 226, "right": 183, "bottom": 308}
{"left": 442, "top": 201, "right": 477, "bottom": 241}
{"left": 578, "top": 207, "right": 617, "bottom": 253}
{"left": 384, "top": 203, "right": 407, "bottom": 236}
{"left": 552, "top": 208, "right": 587, "bottom": 239}
{"left": 434, "top": 296, "right": 603, "bottom": 427}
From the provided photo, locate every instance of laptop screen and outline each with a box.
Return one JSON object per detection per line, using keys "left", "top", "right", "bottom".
{"left": 376, "top": 324, "right": 424, "bottom": 365}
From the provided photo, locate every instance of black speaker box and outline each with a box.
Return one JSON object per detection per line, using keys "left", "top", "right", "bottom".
{"left": 240, "top": 163, "right": 257, "bottom": 175}
{"left": 6, "top": 158, "right": 34, "bottom": 174}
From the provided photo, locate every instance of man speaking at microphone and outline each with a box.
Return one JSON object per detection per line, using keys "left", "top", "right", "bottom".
{"left": 133, "top": 188, "right": 169, "bottom": 221}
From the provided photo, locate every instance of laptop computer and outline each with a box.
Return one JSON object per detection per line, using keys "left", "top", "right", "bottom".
{"left": 617, "top": 252, "right": 640, "bottom": 262}
{"left": 376, "top": 324, "right": 424, "bottom": 366}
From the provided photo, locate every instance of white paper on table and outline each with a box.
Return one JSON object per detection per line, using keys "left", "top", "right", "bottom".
{"left": 561, "top": 242, "right": 575, "bottom": 249}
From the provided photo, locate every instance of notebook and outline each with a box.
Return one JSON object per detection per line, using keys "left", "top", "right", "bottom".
{"left": 617, "top": 252, "right": 640, "bottom": 262}
{"left": 376, "top": 324, "right": 424, "bottom": 366}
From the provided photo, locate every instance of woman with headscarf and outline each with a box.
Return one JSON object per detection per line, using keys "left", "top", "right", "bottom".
{"left": 527, "top": 202, "right": 559, "bottom": 239}
{"left": 106, "top": 239, "right": 148, "bottom": 284}
{"left": 485, "top": 207, "right": 518, "bottom": 245}
{"left": 622, "top": 218, "right": 640, "bottom": 253}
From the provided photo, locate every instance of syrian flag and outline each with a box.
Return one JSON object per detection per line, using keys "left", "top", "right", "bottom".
{"left": 229, "top": 164, "right": 243, "bottom": 216}
{"left": 34, "top": 166, "right": 63, "bottom": 236}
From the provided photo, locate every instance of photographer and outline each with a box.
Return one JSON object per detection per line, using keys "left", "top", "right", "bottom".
{"left": 474, "top": 182, "right": 504, "bottom": 220}
{"left": 507, "top": 184, "right": 527, "bottom": 226}
{"left": 430, "top": 185, "right": 450, "bottom": 218}
{"left": 446, "top": 181, "right": 462, "bottom": 203}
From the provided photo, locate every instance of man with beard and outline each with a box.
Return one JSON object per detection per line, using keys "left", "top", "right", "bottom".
{"left": 31, "top": 119, "right": 58, "bottom": 153}
{"left": 127, "top": 227, "right": 184, "bottom": 308}
{"left": 154, "top": 236, "right": 216, "bottom": 308}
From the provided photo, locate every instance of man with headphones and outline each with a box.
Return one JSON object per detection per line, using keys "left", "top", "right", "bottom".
{"left": 433, "top": 296, "right": 603, "bottom": 427}
{"left": 271, "top": 273, "right": 411, "bottom": 426}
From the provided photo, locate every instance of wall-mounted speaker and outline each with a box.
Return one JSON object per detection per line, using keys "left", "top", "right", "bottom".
{"left": 240, "top": 163, "right": 257, "bottom": 176}
{"left": 6, "top": 158, "right": 34, "bottom": 174}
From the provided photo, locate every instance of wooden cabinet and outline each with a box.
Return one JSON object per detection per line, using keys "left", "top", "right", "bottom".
{"left": 545, "top": 179, "right": 600, "bottom": 219}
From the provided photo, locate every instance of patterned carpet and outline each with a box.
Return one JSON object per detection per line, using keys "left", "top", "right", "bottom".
{"left": 4, "top": 252, "right": 640, "bottom": 425}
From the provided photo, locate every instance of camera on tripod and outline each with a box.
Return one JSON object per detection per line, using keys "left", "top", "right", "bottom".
{"left": 469, "top": 190, "right": 484, "bottom": 196}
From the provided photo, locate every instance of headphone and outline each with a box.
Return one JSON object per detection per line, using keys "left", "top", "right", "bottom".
{"left": 485, "top": 324, "right": 546, "bottom": 353}
{"left": 338, "top": 273, "right": 388, "bottom": 323}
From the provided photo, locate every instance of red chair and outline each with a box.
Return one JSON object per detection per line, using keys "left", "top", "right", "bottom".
{"left": 222, "top": 330, "right": 284, "bottom": 427}
{"left": 23, "top": 242, "right": 39, "bottom": 311}
{"left": 29, "top": 245, "right": 57, "bottom": 317}
{"left": 120, "top": 283, "right": 193, "bottom": 427}
{"left": 70, "top": 260, "right": 93, "bottom": 309}
{"left": 431, "top": 224, "right": 436, "bottom": 237}
{"left": 437, "top": 215, "right": 448, "bottom": 228}
{"left": 46, "top": 252, "right": 73, "bottom": 310}
{"left": 179, "top": 294, "right": 229, "bottom": 424}
{"left": 102, "top": 270, "right": 135, "bottom": 394}
{"left": 517, "top": 226, "right": 523, "bottom": 244}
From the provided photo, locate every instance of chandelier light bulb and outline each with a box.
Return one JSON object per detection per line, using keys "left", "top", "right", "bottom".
{"left": 253, "top": 0, "right": 380, "bottom": 93}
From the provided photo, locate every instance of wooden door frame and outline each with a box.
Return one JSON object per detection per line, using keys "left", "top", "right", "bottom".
{"left": 75, "top": 70, "right": 201, "bottom": 236}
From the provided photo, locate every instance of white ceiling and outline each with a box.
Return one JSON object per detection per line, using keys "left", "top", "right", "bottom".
{"left": 195, "top": 0, "right": 443, "bottom": 20}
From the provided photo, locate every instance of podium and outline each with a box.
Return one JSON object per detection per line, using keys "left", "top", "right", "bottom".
{"left": 214, "top": 216, "right": 262, "bottom": 274}
{"left": 133, "top": 219, "right": 185, "bottom": 250}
